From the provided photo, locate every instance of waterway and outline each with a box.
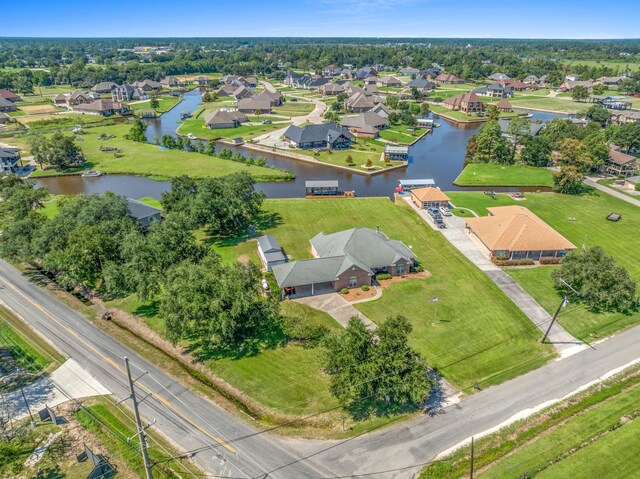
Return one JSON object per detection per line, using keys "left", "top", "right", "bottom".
{"left": 36, "top": 89, "right": 569, "bottom": 199}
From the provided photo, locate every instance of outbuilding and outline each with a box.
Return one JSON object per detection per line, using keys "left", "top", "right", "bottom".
{"left": 257, "top": 235, "right": 288, "bottom": 271}
{"left": 410, "top": 187, "right": 450, "bottom": 209}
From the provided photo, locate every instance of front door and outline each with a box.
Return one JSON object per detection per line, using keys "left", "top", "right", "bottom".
{"left": 349, "top": 276, "right": 357, "bottom": 288}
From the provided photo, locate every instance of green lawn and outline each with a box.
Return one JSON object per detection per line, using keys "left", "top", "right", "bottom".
{"left": 454, "top": 164, "right": 554, "bottom": 187}
{"left": 127, "top": 95, "right": 182, "bottom": 114}
{"left": 14, "top": 123, "right": 290, "bottom": 181}
{"left": 378, "top": 125, "right": 426, "bottom": 144}
{"left": 272, "top": 101, "right": 315, "bottom": 117}
{"left": 260, "top": 198, "right": 555, "bottom": 390}
{"left": 177, "top": 117, "right": 290, "bottom": 141}
{"left": 445, "top": 191, "right": 640, "bottom": 338}
{"left": 430, "top": 104, "right": 485, "bottom": 122}
{"left": 509, "top": 96, "right": 588, "bottom": 114}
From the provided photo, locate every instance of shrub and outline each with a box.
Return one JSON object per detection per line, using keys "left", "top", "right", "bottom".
{"left": 341, "top": 288, "right": 349, "bottom": 294}
{"left": 636, "top": 183, "right": 640, "bottom": 191}
{"left": 375, "top": 273, "right": 392, "bottom": 280}
{"left": 491, "top": 257, "right": 535, "bottom": 266}
{"left": 361, "top": 285, "right": 370, "bottom": 291}
{"left": 413, "top": 265, "right": 424, "bottom": 273}
{"left": 539, "top": 256, "right": 563, "bottom": 265}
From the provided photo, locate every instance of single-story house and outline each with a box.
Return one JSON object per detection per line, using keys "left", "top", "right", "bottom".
{"left": 319, "top": 83, "right": 346, "bottom": 95}
{"left": 498, "top": 119, "right": 544, "bottom": 139}
{"left": 193, "top": 76, "right": 208, "bottom": 86}
{"left": 344, "top": 91, "right": 384, "bottom": 113}
{"left": 323, "top": 65, "right": 343, "bottom": 77}
{"left": 272, "top": 227, "right": 417, "bottom": 296}
{"left": 488, "top": 73, "right": 511, "bottom": 82}
{"left": 400, "top": 67, "right": 420, "bottom": 76}
{"left": 466, "top": 205, "right": 576, "bottom": 260}
{"left": 611, "top": 110, "right": 640, "bottom": 125}
{"left": 74, "top": 99, "right": 128, "bottom": 116}
{"left": 126, "top": 198, "right": 162, "bottom": 230}
{"left": 253, "top": 90, "right": 284, "bottom": 107}
{"left": 363, "top": 76, "right": 378, "bottom": 85}
{"left": 604, "top": 145, "right": 639, "bottom": 177}
{"left": 500, "top": 80, "right": 528, "bottom": 91}
{"left": 160, "top": 76, "right": 183, "bottom": 88}
{"left": 406, "top": 78, "right": 435, "bottom": 91}
{"left": 0, "top": 98, "right": 18, "bottom": 112}
{"left": 203, "top": 110, "right": 248, "bottom": 129}
{"left": 435, "top": 73, "right": 465, "bottom": 84}
{"left": 0, "top": 112, "right": 10, "bottom": 124}
{"left": 560, "top": 80, "right": 594, "bottom": 92}
{"left": 523, "top": 75, "right": 539, "bottom": 84}
{"left": 0, "top": 147, "right": 21, "bottom": 174}
{"left": 624, "top": 176, "right": 640, "bottom": 189}
{"left": 91, "top": 82, "right": 117, "bottom": 94}
{"left": 596, "top": 76, "right": 625, "bottom": 86}
{"left": 257, "top": 235, "right": 287, "bottom": 271}
{"left": 377, "top": 75, "right": 402, "bottom": 87}
{"left": 496, "top": 98, "right": 513, "bottom": 112}
{"left": 410, "top": 187, "right": 450, "bottom": 209}
{"left": 236, "top": 98, "right": 271, "bottom": 114}
{"left": 340, "top": 111, "right": 388, "bottom": 138}
{"left": 233, "top": 85, "right": 254, "bottom": 100}
{"left": 0, "top": 89, "right": 21, "bottom": 102}
{"left": 443, "top": 92, "right": 484, "bottom": 113}
{"left": 133, "top": 79, "right": 162, "bottom": 91}
{"left": 283, "top": 122, "right": 353, "bottom": 149}
{"left": 216, "top": 85, "right": 237, "bottom": 97}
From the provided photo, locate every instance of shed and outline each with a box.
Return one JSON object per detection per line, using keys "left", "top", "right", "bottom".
{"left": 410, "top": 187, "right": 450, "bottom": 209}
{"left": 256, "top": 235, "right": 287, "bottom": 271}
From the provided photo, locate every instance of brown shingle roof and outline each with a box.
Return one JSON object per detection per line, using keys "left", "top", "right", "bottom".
{"left": 410, "top": 187, "right": 450, "bottom": 203}
{"left": 608, "top": 145, "right": 637, "bottom": 166}
{"left": 496, "top": 98, "right": 513, "bottom": 110}
{"left": 466, "top": 206, "right": 576, "bottom": 253}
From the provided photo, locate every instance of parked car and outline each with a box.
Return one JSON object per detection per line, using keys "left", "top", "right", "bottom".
{"left": 439, "top": 206, "right": 452, "bottom": 217}
{"left": 262, "top": 119, "right": 272, "bottom": 124}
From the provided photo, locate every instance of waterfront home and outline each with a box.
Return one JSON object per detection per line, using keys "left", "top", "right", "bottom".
{"left": 495, "top": 98, "right": 513, "bottom": 112}
{"left": 377, "top": 75, "right": 402, "bottom": 87}
{"left": 0, "top": 147, "right": 21, "bottom": 174}
{"left": 466, "top": 206, "right": 576, "bottom": 261}
{"left": 410, "top": 187, "right": 450, "bottom": 209}
{"left": 233, "top": 85, "right": 254, "bottom": 100}
{"left": 193, "top": 76, "right": 208, "bottom": 86}
{"left": 216, "top": 85, "right": 237, "bottom": 97}
{"left": 133, "top": 79, "right": 162, "bottom": 91}
{"left": 204, "top": 110, "right": 248, "bottom": 129}
{"left": 340, "top": 111, "right": 389, "bottom": 138}
{"left": 0, "top": 98, "right": 18, "bottom": 112}
{"left": 160, "top": 76, "right": 183, "bottom": 88}
{"left": 272, "top": 227, "right": 416, "bottom": 297}
{"left": 443, "top": 92, "right": 484, "bottom": 113}
{"left": 604, "top": 145, "right": 639, "bottom": 177}
{"left": 127, "top": 198, "right": 162, "bottom": 230}
{"left": 236, "top": 97, "right": 271, "bottom": 114}
{"left": 474, "top": 84, "right": 513, "bottom": 98}
{"left": 111, "top": 84, "right": 149, "bottom": 102}
{"left": 434, "top": 72, "right": 465, "bottom": 84}
{"left": 596, "top": 76, "right": 625, "bottom": 86}
{"left": 257, "top": 235, "right": 288, "bottom": 271}
{"left": 283, "top": 122, "right": 353, "bottom": 149}
{"left": 91, "top": 81, "right": 117, "bottom": 94}
{"left": 610, "top": 110, "right": 640, "bottom": 125}
{"left": 560, "top": 80, "right": 594, "bottom": 92}
{"left": 498, "top": 119, "right": 544, "bottom": 140}
{"left": 0, "top": 89, "right": 21, "bottom": 102}
{"left": 75, "top": 99, "right": 128, "bottom": 116}
{"left": 523, "top": 75, "right": 539, "bottom": 84}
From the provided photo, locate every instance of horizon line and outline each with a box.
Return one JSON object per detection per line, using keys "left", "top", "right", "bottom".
{"left": 2, "top": 36, "right": 640, "bottom": 41}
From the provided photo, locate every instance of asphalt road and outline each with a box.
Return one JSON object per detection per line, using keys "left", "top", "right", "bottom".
{"left": 1, "top": 258, "right": 640, "bottom": 478}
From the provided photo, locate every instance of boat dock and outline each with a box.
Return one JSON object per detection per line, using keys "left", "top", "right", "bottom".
{"left": 305, "top": 180, "right": 355, "bottom": 198}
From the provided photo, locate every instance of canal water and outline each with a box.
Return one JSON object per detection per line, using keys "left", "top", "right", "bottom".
{"left": 35, "top": 89, "right": 568, "bottom": 199}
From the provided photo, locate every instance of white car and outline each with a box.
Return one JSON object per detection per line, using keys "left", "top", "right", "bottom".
{"left": 261, "top": 278, "right": 270, "bottom": 291}
{"left": 439, "top": 206, "right": 452, "bottom": 217}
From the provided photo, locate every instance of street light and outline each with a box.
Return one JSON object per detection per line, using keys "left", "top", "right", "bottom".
{"left": 541, "top": 278, "right": 579, "bottom": 344}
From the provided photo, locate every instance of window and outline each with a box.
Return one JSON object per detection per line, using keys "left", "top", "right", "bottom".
{"left": 349, "top": 276, "right": 357, "bottom": 288}
{"left": 397, "top": 263, "right": 405, "bottom": 275}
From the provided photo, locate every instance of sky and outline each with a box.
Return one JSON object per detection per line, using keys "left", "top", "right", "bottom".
{"left": 3, "top": 0, "right": 640, "bottom": 39}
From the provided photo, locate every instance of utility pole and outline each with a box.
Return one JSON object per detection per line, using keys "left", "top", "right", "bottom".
{"left": 470, "top": 436, "right": 474, "bottom": 479}
{"left": 124, "top": 357, "right": 154, "bottom": 479}
{"left": 20, "top": 386, "right": 35, "bottom": 428}
{"left": 541, "top": 294, "right": 567, "bottom": 344}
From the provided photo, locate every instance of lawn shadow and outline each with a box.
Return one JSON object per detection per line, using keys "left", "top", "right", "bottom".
{"left": 132, "top": 301, "right": 160, "bottom": 319}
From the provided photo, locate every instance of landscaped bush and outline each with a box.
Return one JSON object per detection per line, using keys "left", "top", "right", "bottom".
{"left": 340, "top": 288, "right": 349, "bottom": 294}
{"left": 491, "top": 257, "right": 535, "bottom": 266}
{"left": 635, "top": 183, "right": 640, "bottom": 191}
{"left": 412, "top": 265, "right": 424, "bottom": 273}
{"left": 375, "top": 273, "right": 392, "bottom": 280}
{"left": 361, "top": 285, "right": 369, "bottom": 291}
{"left": 539, "top": 256, "right": 563, "bottom": 265}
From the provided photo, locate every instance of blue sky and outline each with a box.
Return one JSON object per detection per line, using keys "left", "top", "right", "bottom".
{"left": 4, "top": 0, "right": 640, "bottom": 38}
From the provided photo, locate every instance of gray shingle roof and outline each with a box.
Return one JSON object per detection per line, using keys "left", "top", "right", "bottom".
{"left": 126, "top": 198, "right": 162, "bottom": 220}
{"left": 257, "top": 235, "right": 282, "bottom": 253}
{"left": 284, "top": 122, "right": 353, "bottom": 145}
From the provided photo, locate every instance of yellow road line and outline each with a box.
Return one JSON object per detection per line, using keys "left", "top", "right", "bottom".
{"left": 1, "top": 275, "right": 236, "bottom": 454}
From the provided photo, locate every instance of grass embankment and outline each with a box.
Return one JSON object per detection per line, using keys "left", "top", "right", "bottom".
{"left": 446, "top": 191, "right": 640, "bottom": 339}
{"left": 177, "top": 116, "right": 291, "bottom": 141}
{"left": 13, "top": 123, "right": 291, "bottom": 181}
{"left": 508, "top": 96, "right": 587, "bottom": 113}
{"left": 127, "top": 95, "right": 182, "bottom": 114}
{"left": 0, "top": 304, "right": 64, "bottom": 373}
{"left": 378, "top": 124, "right": 426, "bottom": 144}
{"left": 420, "top": 366, "right": 640, "bottom": 479}
{"left": 454, "top": 164, "right": 554, "bottom": 187}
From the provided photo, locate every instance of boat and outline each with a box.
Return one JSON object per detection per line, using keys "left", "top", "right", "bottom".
{"left": 81, "top": 170, "right": 102, "bottom": 177}
{"left": 186, "top": 133, "right": 197, "bottom": 140}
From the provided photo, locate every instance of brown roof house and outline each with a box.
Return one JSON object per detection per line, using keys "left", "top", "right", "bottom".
{"left": 377, "top": 75, "right": 402, "bottom": 87}
{"left": 435, "top": 73, "right": 465, "bottom": 84}
{"left": 75, "top": 99, "right": 128, "bottom": 116}
{"left": 272, "top": 227, "right": 417, "bottom": 297}
{"left": 0, "top": 98, "right": 18, "bottom": 112}
{"left": 604, "top": 144, "right": 639, "bottom": 177}
{"left": 0, "top": 89, "right": 21, "bottom": 102}
{"left": 495, "top": 98, "right": 513, "bottom": 112}
{"left": 203, "top": 110, "right": 248, "bottom": 129}
{"left": 340, "top": 112, "right": 389, "bottom": 138}
{"left": 465, "top": 205, "right": 576, "bottom": 260}
{"left": 319, "top": 83, "right": 346, "bottom": 95}
{"left": 236, "top": 97, "right": 271, "bottom": 114}
{"left": 443, "top": 92, "right": 484, "bottom": 114}
{"left": 91, "top": 82, "right": 117, "bottom": 94}
{"left": 410, "top": 187, "right": 451, "bottom": 209}
{"left": 560, "top": 80, "right": 594, "bottom": 92}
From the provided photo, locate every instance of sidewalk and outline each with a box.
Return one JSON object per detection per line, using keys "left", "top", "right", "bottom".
{"left": 293, "top": 293, "right": 378, "bottom": 330}
{"left": 402, "top": 196, "right": 583, "bottom": 354}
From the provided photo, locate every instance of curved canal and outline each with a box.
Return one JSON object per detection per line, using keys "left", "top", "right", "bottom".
{"left": 36, "top": 89, "right": 569, "bottom": 199}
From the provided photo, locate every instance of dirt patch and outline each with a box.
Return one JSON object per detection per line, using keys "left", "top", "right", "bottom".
{"left": 237, "top": 254, "right": 250, "bottom": 264}
{"left": 342, "top": 286, "right": 377, "bottom": 302}
{"left": 376, "top": 270, "right": 431, "bottom": 290}
{"left": 20, "top": 105, "right": 57, "bottom": 115}
{"left": 17, "top": 114, "right": 59, "bottom": 124}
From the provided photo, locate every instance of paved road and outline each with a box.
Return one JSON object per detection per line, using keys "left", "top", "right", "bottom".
{"left": 402, "top": 197, "right": 581, "bottom": 353}
{"left": 2, "top": 258, "right": 640, "bottom": 478}
{"left": 585, "top": 177, "right": 640, "bottom": 207}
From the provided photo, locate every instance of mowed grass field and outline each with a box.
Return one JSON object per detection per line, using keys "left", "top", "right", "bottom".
{"left": 177, "top": 115, "right": 291, "bottom": 140}
{"left": 272, "top": 101, "right": 315, "bottom": 117}
{"left": 12, "top": 123, "right": 289, "bottom": 181}
{"left": 127, "top": 95, "right": 182, "bottom": 114}
{"left": 255, "top": 198, "right": 555, "bottom": 390}
{"left": 445, "top": 191, "right": 640, "bottom": 338}
{"left": 454, "top": 164, "right": 554, "bottom": 187}
{"left": 420, "top": 367, "right": 640, "bottom": 479}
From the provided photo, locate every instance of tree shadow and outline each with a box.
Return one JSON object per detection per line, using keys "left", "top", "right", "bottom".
{"left": 202, "top": 211, "right": 283, "bottom": 248}
{"left": 31, "top": 465, "right": 66, "bottom": 479}
{"left": 132, "top": 301, "right": 160, "bottom": 319}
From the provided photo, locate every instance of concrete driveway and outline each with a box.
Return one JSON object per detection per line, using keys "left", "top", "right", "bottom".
{"left": 294, "top": 293, "right": 378, "bottom": 330}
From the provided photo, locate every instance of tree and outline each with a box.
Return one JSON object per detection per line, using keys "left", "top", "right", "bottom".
{"left": 202, "top": 92, "right": 212, "bottom": 102}
{"left": 582, "top": 132, "right": 609, "bottom": 167}
{"left": 254, "top": 109, "right": 262, "bottom": 120}
{"left": 331, "top": 100, "right": 342, "bottom": 111}
{"left": 466, "top": 120, "right": 511, "bottom": 164}
{"left": 520, "top": 136, "right": 551, "bottom": 167}
{"left": 553, "top": 166, "right": 585, "bottom": 194}
{"left": 506, "top": 117, "right": 532, "bottom": 160}
{"left": 386, "top": 95, "right": 399, "bottom": 109}
{"left": 591, "top": 82, "right": 605, "bottom": 96}
{"left": 486, "top": 104, "right": 500, "bottom": 121}
{"left": 552, "top": 246, "right": 637, "bottom": 312}
{"left": 127, "top": 119, "right": 147, "bottom": 143}
{"left": 324, "top": 315, "right": 432, "bottom": 416}
{"left": 28, "top": 133, "right": 83, "bottom": 170}
{"left": 606, "top": 123, "right": 640, "bottom": 153}
{"left": 345, "top": 154, "right": 353, "bottom": 165}
{"left": 419, "top": 102, "right": 430, "bottom": 116}
{"left": 558, "top": 138, "right": 594, "bottom": 173}
{"left": 365, "top": 158, "right": 373, "bottom": 168}
{"left": 584, "top": 104, "right": 611, "bottom": 126}
{"left": 149, "top": 95, "right": 160, "bottom": 109}
{"left": 571, "top": 85, "right": 589, "bottom": 102}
